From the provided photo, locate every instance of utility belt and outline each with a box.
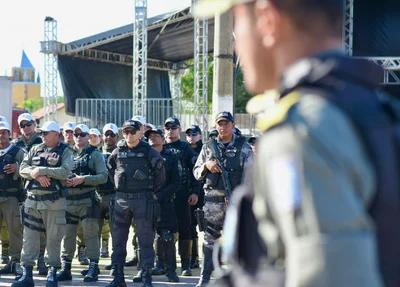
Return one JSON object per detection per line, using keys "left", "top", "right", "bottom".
{"left": 205, "top": 195, "right": 226, "bottom": 203}
{"left": 116, "top": 191, "right": 152, "bottom": 200}
{"left": 28, "top": 191, "right": 62, "bottom": 201}
{"left": 97, "top": 189, "right": 116, "bottom": 196}
{"left": 0, "top": 189, "right": 21, "bottom": 198}
{"left": 66, "top": 190, "right": 95, "bottom": 201}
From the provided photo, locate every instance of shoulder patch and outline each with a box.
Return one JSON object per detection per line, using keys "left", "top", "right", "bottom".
{"left": 256, "top": 92, "right": 301, "bottom": 131}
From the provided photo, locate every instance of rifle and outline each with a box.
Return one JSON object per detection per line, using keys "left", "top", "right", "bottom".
{"left": 209, "top": 139, "right": 233, "bottom": 200}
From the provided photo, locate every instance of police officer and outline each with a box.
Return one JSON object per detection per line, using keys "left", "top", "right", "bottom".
{"left": 193, "top": 112, "right": 253, "bottom": 287}
{"left": 195, "top": 1, "right": 397, "bottom": 287}
{"left": 164, "top": 117, "right": 199, "bottom": 276}
{"left": 185, "top": 125, "right": 204, "bottom": 269}
{"left": 146, "top": 128, "right": 180, "bottom": 282}
{"left": 0, "top": 121, "right": 24, "bottom": 275}
{"left": 56, "top": 124, "right": 107, "bottom": 282}
{"left": 106, "top": 120, "right": 165, "bottom": 287}
{"left": 62, "top": 122, "right": 76, "bottom": 148}
{"left": 14, "top": 121, "right": 72, "bottom": 287}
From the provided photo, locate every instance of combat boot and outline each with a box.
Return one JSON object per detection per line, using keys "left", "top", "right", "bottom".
{"left": 11, "top": 265, "right": 34, "bottom": 287}
{"left": 151, "top": 258, "right": 165, "bottom": 275}
{"left": 191, "top": 238, "right": 200, "bottom": 269}
{"left": 78, "top": 245, "right": 89, "bottom": 265}
{"left": 56, "top": 259, "right": 72, "bottom": 281}
{"left": 179, "top": 239, "right": 192, "bottom": 276}
{"left": 1, "top": 244, "right": 9, "bottom": 264}
{"left": 83, "top": 260, "right": 99, "bottom": 282}
{"left": 37, "top": 254, "right": 47, "bottom": 275}
{"left": 164, "top": 241, "right": 179, "bottom": 283}
{"left": 142, "top": 268, "right": 153, "bottom": 287}
{"left": 105, "top": 264, "right": 127, "bottom": 287}
{"left": 0, "top": 259, "right": 17, "bottom": 274}
{"left": 101, "top": 239, "right": 109, "bottom": 258}
{"left": 195, "top": 245, "right": 214, "bottom": 287}
{"left": 125, "top": 249, "right": 139, "bottom": 267}
{"left": 132, "top": 269, "right": 144, "bottom": 282}
{"left": 46, "top": 266, "right": 57, "bottom": 287}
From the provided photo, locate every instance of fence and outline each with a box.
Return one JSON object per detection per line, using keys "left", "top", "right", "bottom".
{"left": 75, "top": 98, "right": 259, "bottom": 135}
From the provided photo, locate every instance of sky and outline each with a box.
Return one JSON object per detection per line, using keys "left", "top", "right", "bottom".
{"left": 0, "top": 0, "right": 191, "bottom": 79}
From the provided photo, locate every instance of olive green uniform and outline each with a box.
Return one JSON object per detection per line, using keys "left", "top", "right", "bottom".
{"left": 61, "top": 145, "right": 107, "bottom": 261}
{"left": 19, "top": 142, "right": 72, "bottom": 267}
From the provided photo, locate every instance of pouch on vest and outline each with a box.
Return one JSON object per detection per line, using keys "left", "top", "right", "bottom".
{"left": 133, "top": 169, "right": 147, "bottom": 181}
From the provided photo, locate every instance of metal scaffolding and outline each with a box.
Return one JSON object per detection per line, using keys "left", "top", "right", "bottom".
{"left": 192, "top": 0, "right": 209, "bottom": 133}
{"left": 132, "top": 0, "right": 148, "bottom": 117}
{"left": 42, "top": 17, "right": 59, "bottom": 122}
{"left": 343, "top": 0, "right": 354, "bottom": 56}
{"left": 170, "top": 69, "right": 184, "bottom": 117}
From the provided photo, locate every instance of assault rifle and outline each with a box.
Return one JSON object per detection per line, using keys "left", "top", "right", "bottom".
{"left": 209, "top": 139, "right": 232, "bottom": 200}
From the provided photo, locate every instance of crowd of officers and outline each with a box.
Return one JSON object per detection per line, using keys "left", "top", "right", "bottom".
{"left": 0, "top": 111, "right": 254, "bottom": 287}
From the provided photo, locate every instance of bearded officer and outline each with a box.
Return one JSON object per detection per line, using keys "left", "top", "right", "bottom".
{"left": 106, "top": 120, "right": 165, "bottom": 287}
{"left": 56, "top": 124, "right": 107, "bottom": 282}
{"left": 14, "top": 121, "right": 72, "bottom": 287}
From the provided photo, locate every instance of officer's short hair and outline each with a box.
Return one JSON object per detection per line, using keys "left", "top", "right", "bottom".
{"left": 270, "top": 0, "right": 343, "bottom": 36}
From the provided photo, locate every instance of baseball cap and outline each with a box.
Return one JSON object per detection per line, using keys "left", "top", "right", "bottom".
{"left": 0, "top": 121, "right": 11, "bottom": 131}
{"left": 208, "top": 128, "right": 219, "bottom": 138}
{"left": 145, "top": 123, "right": 156, "bottom": 130}
{"left": 36, "top": 121, "right": 60, "bottom": 133}
{"left": 186, "top": 125, "right": 202, "bottom": 135}
{"left": 164, "top": 117, "right": 181, "bottom": 127}
{"left": 193, "top": 0, "right": 253, "bottom": 18}
{"left": 122, "top": 120, "right": 140, "bottom": 131}
{"left": 0, "top": 115, "right": 8, "bottom": 123}
{"left": 215, "top": 111, "right": 234, "bottom": 123}
{"left": 18, "top": 113, "right": 34, "bottom": 125}
{"left": 74, "top": 124, "right": 90, "bottom": 133}
{"left": 144, "top": 128, "right": 164, "bottom": 139}
{"left": 89, "top": 128, "right": 101, "bottom": 136}
{"left": 103, "top": 123, "right": 119, "bottom": 134}
{"left": 131, "top": 115, "right": 146, "bottom": 126}
{"left": 63, "top": 122, "right": 76, "bottom": 132}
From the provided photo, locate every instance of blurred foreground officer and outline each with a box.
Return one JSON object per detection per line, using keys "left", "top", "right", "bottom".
{"left": 193, "top": 112, "right": 253, "bottom": 287}
{"left": 0, "top": 122, "right": 24, "bottom": 275}
{"left": 15, "top": 121, "right": 72, "bottom": 287}
{"left": 146, "top": 128, "right": 180, "bottom": 282}
{"left": 195, "top": 1, "right": 400, "bottom": 287}
{"left": 106, "top": 120, "right": 165, "bottom": 287}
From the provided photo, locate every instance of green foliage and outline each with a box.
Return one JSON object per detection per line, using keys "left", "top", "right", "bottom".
{"left": 20, "top": 96, "right": 65, "bottom": 113}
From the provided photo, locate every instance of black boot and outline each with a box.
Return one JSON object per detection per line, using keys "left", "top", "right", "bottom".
{"left": 56, "top": 259, "right": 72, "bottom": 281}
{"left": 191, "top": 238, "right": 200, "bottom": 269}
{"left": 125, "top": 249, "right": 139, "bottom": 267}
{"left": 1, "top": 244, "right": 9, "bottom": 264}
{"left": 78, "top": 245, "right": 89, "bottom": 265}
{"left": 179, "top": 239, "right": 192, "bottom": 276}
{"left": 105, "top": 264, "right": 127, "bottom": 287}
{"left": 0, "top": 259, "right": 17, "bottom": 274}
{"left": 105, "top": 263, "right": 113, "bottom": 270}
{"left": 142, "top": 268, "right": 153, "bottom": 287}
{"left": 81, "top": 266, "right": 102, "bottom": 275}
{"left": 132, "top": 269, "right": 143, "bottom": 282}
{"left": 83, "top": 260, "right": 99, "bottom": 282}
{"left": 196, "top": 245, "right": 214, "bottom": 287}
{"left": 151, "top": 236, "right": 165, "bottom": 275}
{"left": 11, "top": 265, "right": 34, "bottom": 287}
{"left": 164, "top": 239, "right": 179, "bottom": 282}
{"left": 37, "top": 254, "right": 47, "bottom": 275}
{"left": 46, "top": 266, "right": 57, "bottom": 287}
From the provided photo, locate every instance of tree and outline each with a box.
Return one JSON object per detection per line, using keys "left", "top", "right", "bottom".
{"left": 19, "top": 96, "right": 65, "bottom": 113}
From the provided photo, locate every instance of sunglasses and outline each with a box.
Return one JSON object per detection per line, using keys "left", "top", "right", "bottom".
{"left": 165, "top": 126, "right": 178, "bottom": 131}
{"left": 123, "top": 129, "right": 137, "bottom": 135}
{"left": 74, "top": 132, "right": 88, "bottom": 137}
{"left": 39, "top": 131, "right": 50, "bottom": 136}
{"left": 186, "top": 133, "right": 198, "bottom": 137}
{"left": 20, "top": 121, "right": 34, "bottom": 129}
{"left": 104, "top": 132, "right": 117, "bottom": 138}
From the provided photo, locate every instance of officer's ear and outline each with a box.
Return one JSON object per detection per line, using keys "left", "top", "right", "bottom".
{"left": 255, "top": 0, "right": 281, "bottom": 48}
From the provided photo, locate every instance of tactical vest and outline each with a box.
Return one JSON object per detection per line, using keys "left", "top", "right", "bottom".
{"left": 0, "top": 145, "right": 22, "bottom": 190}
{"left": 14, "top": 134, "right": 42, "bottom": 153}
{"left": 165, "top": 141, "right": 190, "bottom": 187}
{"left": 115, "top": 143, "right": 154, "bottom": 193}
{"left": 161, "top": 147, "right": 182, "bottom": 194}
{"left": 204, "top": 139, "right": 245, "bottom": 191}
{"left": 70, "top": 145, "right": 97, "bottom": 188}
{"left": 27, "top": 142, "right": 68, "bottom": 191}
{"left": 97, "top": 147, "right": 116, "bottom": 192}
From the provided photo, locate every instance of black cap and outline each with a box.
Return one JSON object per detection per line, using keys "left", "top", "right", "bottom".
{"left": 122, "top": 120, "right": 140, "bottom": 131}
{"left": 144, "top": 128, "right": 164, "bottom": 139}
{"left": 208, "top": 128, "right": 218, "bottom": 138}
{"left": 215, "top": 111, "right": 234, "bottom": 123}
{"left": 164, "top": 117, "right": 181, "bottom": 127}
{"left": 185, "top": 125, "right": 202, "bottom": 135}
{"left": 233, "top": 127, "right": 242, "bottom": 136}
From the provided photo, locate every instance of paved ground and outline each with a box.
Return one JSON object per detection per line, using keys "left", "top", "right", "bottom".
{"left": 0, "top": 228, "right": 208, "bottom": 287}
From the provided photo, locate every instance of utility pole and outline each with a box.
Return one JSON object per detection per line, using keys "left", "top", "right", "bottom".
{"left": 211, "top": 11, "right": 234, "bottom": 118}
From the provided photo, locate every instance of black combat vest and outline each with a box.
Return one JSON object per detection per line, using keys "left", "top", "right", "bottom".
{"left": 70, "top": 145, "right": 97, "bottom": 188}
{"left": 97, "top": 146, "right": 117, "bottom": 192}
{"left": 204, "top": 139, "right": 245, "bottom": 191}
{"left": 14, "top": 134, "right": 42, "bottom": 153}
{"left": 115, "top": 142, "right": 154, "bottom": 193}
{"left": 27, "top": 142, "right": 68, "bottom": 191}
{"left": 0, "top": 145, "right": 22, "bottom": 190}
{"left": 161, "top": 147, "right": 182, "bottom": 197}
{"left": 164, "top": 140, "right": 190, "bottom": 187}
